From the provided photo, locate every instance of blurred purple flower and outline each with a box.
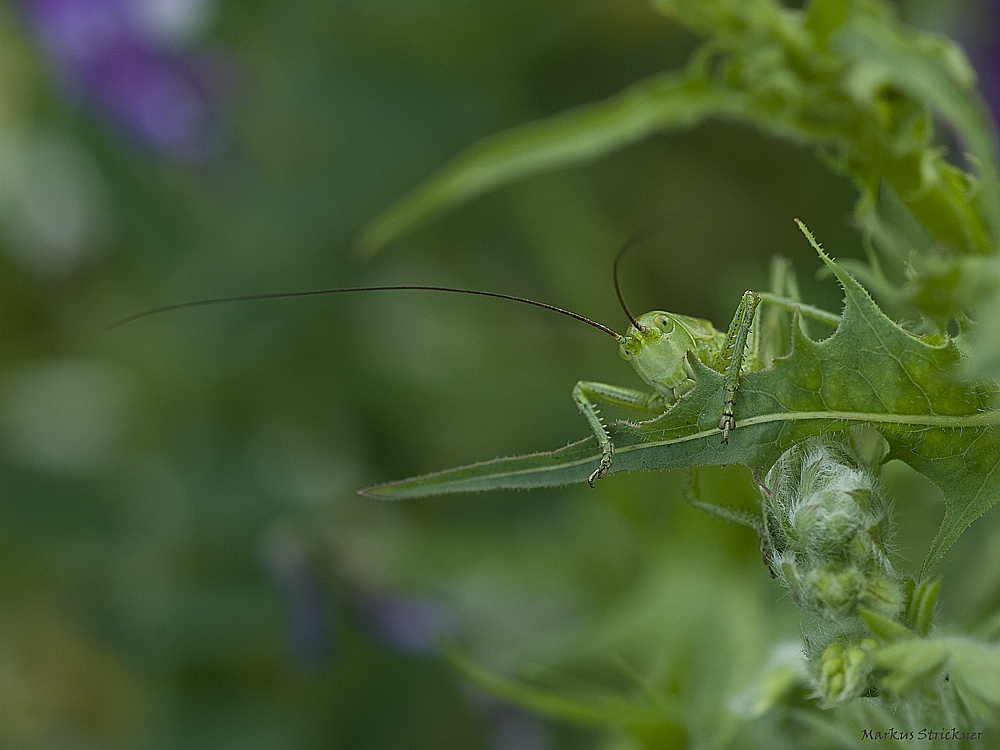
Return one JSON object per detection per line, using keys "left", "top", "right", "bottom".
{"left": 979, "top": 35, "right": 1000, "bottom": 125}
{"left": 951, "top": 1, "right": 1000, "bottom": 126}
{"left": 19, "top": 0, "right": 226, "bottom": 160}
{"left": 261, "top": 528, "right": 335, "bottom": 669}
{"left": 484, "top": 702, "right": 554, "bottom": 750}
{"left": 359, "top": 592, "right": 455, "bottom": 656}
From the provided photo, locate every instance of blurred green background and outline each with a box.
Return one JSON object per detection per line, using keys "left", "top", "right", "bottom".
{"left": 0, "top": 1, "right": 994, "bottom": 748}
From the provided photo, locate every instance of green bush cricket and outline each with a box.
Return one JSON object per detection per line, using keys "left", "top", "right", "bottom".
{"left": 109, "top": 220, "right": 840, "bottom": 487}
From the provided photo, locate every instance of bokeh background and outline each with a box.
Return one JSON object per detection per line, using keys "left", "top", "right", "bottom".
{"left": 1, "top": 1, "right": 998, "bottom": 748}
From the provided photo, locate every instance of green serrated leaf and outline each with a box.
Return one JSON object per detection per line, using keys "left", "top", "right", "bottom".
{"left": 362, "top": 245, "right": 1000, "bottom": 574}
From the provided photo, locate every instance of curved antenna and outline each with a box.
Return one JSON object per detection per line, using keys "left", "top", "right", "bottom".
{"left": 612, "top": 229, "right": 655, "bottom": 333}
{"left": 106, "top": 285, "right": 624, "bottom": 340}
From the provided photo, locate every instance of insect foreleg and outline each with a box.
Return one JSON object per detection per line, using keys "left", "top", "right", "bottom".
{"left": 717, "top": 290, "right": 761, "bottom": 442}
{"left": 572, "top": 382, "right": 666, "bottom": 486}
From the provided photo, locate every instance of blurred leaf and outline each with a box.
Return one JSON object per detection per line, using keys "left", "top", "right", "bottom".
{"left": 872, "top": 634, "right": 1000, "bottom": 723}
{"left": 950, "top": 639, "right": 1000, "bottom": 722}
{"left": 359, "top": 0, "right": 1000, "bottom": 270}
{"left": 900, "top": 576, "right": 941, "bottom": 636}
{"left": 859, "top": 606, "right": 916, "bottom": 643}
{"left": 354, "top": 71, "right": 719, "bottom": 257}
{"left": 443, "top": 641, "right": 680, "bottom": 731}
{"left": 874, "top": 639, "right": 949, "bottom": 694}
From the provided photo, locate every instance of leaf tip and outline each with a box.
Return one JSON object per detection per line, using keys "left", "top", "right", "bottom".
{"left": 357, "top": 481, "right": 405, "bottom": 500}
{"left": 794, "top": 218, "right": 834, "bottom": 266}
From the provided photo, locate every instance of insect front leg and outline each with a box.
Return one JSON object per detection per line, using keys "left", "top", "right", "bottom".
{"left": 714, "top": 264, "right": 838, "bottom": 443}
{"left": 717, "top": 290, "right": 761, "bottom": 442}
{"left": 572, "top": 382, "right": 666, "bottom": 486}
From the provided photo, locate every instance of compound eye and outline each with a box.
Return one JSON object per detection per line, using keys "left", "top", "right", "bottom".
{"left": 653, "top": 314, "right": 674, "bottom": 333}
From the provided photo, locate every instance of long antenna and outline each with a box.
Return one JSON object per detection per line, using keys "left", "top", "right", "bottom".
{"left": 106, "top": 285, "right": 624, "bottom": 340}
{"left": 612, "top": 230, "right": 656, "bottom": 333}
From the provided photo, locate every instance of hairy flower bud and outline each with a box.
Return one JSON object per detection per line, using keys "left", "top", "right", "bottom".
{"left": 760, "top": 430, "right": 902, "bottom": 621}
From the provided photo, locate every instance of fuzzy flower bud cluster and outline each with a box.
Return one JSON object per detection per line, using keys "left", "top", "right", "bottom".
{"left": 815, "top": 637, "right": 878, "bottom": 706}
{"left": 759, "top": 435, "right": 902, "bottom": 621}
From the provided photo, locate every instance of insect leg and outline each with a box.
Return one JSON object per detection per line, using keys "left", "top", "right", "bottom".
{"left": 572, "top": 382, "right": 665, "bottom": 486}
{"left": 755, "top": 257, "right": 839, "bottom": 366}
{"left": 684, "top": 466, "right": 774, "bottom": 575}
{"left": 681, "top": 466, "right": 701, "bottom": 506}
{"left": 687, "top": 492, "right": 763, "bottom": 532}
{"left": 746, "top": 255, "right": 799, "bottom": 371}
{"left": 760, "top": 251, "right": 838, "bottom": 344}
{"left": 717, "top": 290, "right": 761, "bottom": 442}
